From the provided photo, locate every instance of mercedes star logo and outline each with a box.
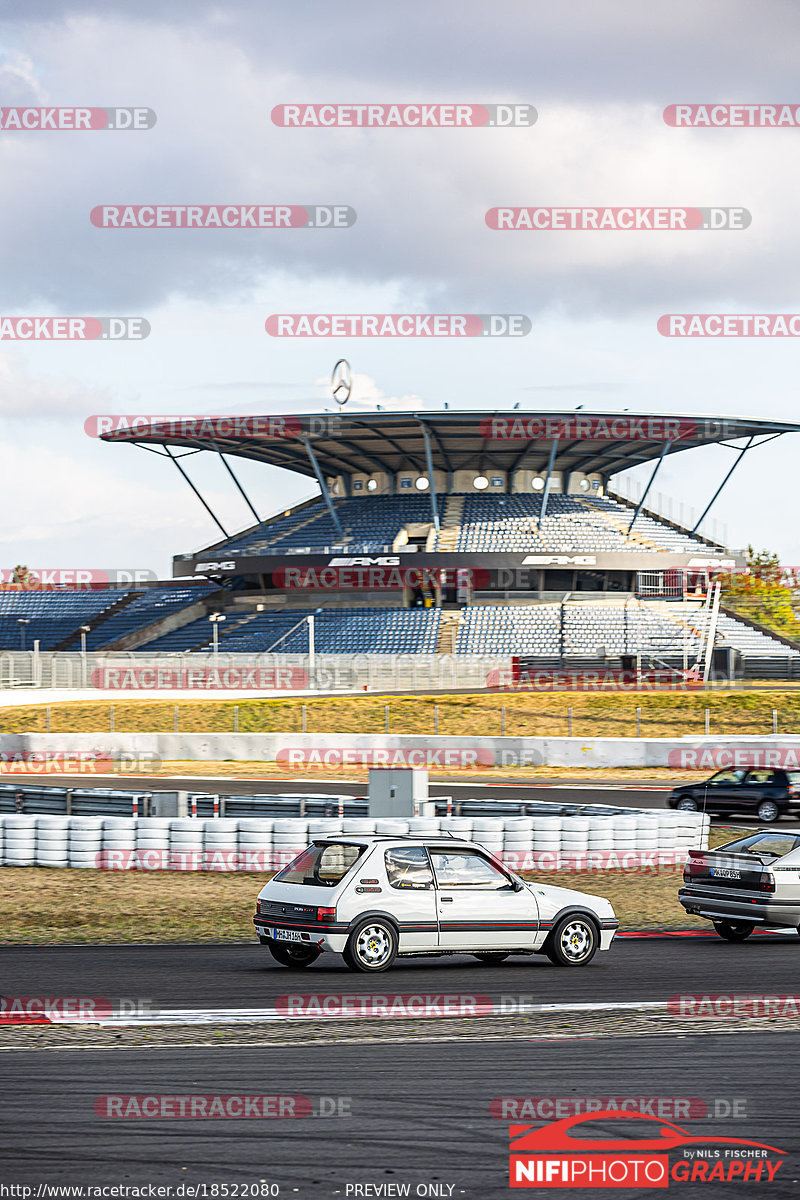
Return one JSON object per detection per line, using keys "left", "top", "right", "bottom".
{"left": 331, "top": 358, "right": 352, "bottom": 406}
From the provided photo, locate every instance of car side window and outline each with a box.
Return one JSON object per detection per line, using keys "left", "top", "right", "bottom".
{"left": 384, "top": 846, "right": 434, "bottom": 890}
{"left": 430, "top": 850, "right": 511, "bottom": 890}
{"left": 745, "top": 770, "right": 777, "bottom": 785}
{"left": 746, "top": 834, "right": 800, "bottom": 857}
{"left": 708, "top": 770, "right": 746, "bottom": 786}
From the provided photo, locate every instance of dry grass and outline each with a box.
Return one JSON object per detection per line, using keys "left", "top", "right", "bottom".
{"left": 0, "top": 860, "right": 705, "bottom": 944}
{"left": 1, "top": 689, "right": 798, "bottom": 739}
{"left": 155, "top": 760, "right": 708, "bottom": 782}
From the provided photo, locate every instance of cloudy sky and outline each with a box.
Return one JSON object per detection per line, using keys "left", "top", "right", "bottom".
{"left": 2, "top": 0, "right": 800, "bottom": 575}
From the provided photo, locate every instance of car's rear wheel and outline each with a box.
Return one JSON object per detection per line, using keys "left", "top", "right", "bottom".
{"left": 267, "top": 941, "right": 321, "bottom": 969}
{"left": 472, "top": 952, "right": 511, "bottom": 964}
{"left": 712, "top": 920, "right": 755, "bottom": 942}
{"left": 676, "top": 797, "right": 699, "bottom": 812}
{"left": 344, "top": 918, "right": 398, "bottom": 973}
{"left": 545, "top": 915, "right": 598, "bottom": 967}
{"left": 757, "top": 800, "right": 780, "bottom": 823}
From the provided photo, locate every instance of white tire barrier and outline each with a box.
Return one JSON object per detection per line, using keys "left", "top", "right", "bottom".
{"left": 0, "top": 803, "right": 710, "bottom": 870}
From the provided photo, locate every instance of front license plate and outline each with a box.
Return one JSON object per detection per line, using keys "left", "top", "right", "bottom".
{"left": 711, "top": 868, "right": 741, "bottom": 879}
{"left": 274, "top": 928, "right": 304, "bottom": 942}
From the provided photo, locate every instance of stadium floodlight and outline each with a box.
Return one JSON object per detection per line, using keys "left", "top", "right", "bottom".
{"left": 208, "top": 611, "right": 226, "bottom": 658}
{"left": 367, "top": 478, "right": 378, "bottom": 491}
{"left": 16, "top": 617, "right": 30, "bottom": 651}
{"left": 473, "top": 475, "right": 489, "bottom": 490}
{"left": 415, "top": 476, "right": 430, "bottom": 491}
{"left": 532, "top": 477, "right": 545, "bottom": 490}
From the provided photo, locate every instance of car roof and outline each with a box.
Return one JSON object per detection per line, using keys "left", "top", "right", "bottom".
{"left": 311, "top": 835, "right": 477, "bottom": 847}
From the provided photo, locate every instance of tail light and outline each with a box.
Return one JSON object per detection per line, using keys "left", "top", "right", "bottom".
{"left": 317, "top": 906, "right": 336, "bottom": 922}
{"left": 757, "top": 872, "right": 775, "bottom": 893}
{"left": 683, "top": 852, "right": 707, "bottom": 883}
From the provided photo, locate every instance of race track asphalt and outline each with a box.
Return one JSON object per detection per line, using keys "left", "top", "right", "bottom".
{"left": 2, "top": 935, "right": 798, "bottom": 1010}
{"left": 1, "top": 1034, "right": 797, "bottom": 1195}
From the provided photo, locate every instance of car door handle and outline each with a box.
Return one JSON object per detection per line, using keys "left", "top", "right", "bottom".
{"left": 440, "top": 896, "right": 453, "bottom": 902}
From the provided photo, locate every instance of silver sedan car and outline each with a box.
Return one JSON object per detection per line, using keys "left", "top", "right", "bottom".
{"left": 680, "top": 829, "right": 800, "bottom": 940}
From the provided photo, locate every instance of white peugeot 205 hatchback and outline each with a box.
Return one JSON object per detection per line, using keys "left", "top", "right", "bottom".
{"left": 253, "top": 835, "right": 618, "bottom": 972}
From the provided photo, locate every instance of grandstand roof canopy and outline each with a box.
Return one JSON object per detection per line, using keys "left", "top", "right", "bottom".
{"left": 101, "top": 409, "right": 800, "bottom": 482}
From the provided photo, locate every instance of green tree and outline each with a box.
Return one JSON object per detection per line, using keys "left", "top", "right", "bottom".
{"left": 718, "top": 547, "right": 800, "bottom": 642}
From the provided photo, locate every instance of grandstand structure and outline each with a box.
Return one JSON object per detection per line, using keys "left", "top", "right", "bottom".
{"left": 3, "top": 409, "right": 799, "bottom": 678}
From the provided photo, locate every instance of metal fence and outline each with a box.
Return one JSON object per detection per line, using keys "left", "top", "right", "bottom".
{"left": 0, "top": 782, "right": 650, "bottom": 821}
{"left": 0, "top": 650, "right": 507, "bottom": 692}
{"left": 0, "top": 647, "right": 798, "bottom": 695}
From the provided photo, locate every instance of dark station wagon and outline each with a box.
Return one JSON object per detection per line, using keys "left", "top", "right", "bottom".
{"left": 669, "top": 768, "right": 800, "bottom": 823}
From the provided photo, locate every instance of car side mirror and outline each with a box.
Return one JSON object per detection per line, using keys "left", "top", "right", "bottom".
{"left": 511, "top": 877, "right": 525, "bottom": 892}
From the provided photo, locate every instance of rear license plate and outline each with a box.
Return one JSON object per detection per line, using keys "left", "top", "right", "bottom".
{"left": 711, "top": 868, "right": 741, "bottom": 879}
{"left": 274, "top": 928, "right": 304, "bottom": 942}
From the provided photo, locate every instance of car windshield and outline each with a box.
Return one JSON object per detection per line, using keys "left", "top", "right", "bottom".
{"left": 715, "top": 832, "right": 800, "bottom": 859}
{"left": 707, "top": 769, "right": 747, "bottom": 785}
{"left": 273, "top": 841, "right": 365, "bottom": 887}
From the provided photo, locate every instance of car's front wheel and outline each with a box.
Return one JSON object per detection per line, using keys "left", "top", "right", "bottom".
{"left": 545, "top": 915, "right": 598, "bottom": 967}
{"left": 757, "top": 800, "right": 780, "bottom": 823}
{"left": 267, "top": 941, "right": 321, "bottom": 969}
{"left": 712, "top": 920, "right": 755, "bottom": 942}
{"left": 343, "top": 918, "right": 398, "bottom": 973}
{"left": 676, "top": 797, "right": 699, "bottom": 812}
{"left": 472, "top": 952, "right": 511, "bottom": 965}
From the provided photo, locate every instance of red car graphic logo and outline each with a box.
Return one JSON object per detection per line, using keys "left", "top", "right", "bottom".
{"left": 510, "top": 1111, "right": 785, "bottom": 1189}
{"left": 511, "top": 1110, "right": 783, "bottom": 1154}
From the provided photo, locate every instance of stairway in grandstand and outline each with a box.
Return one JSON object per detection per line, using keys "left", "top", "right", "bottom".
{"left": 434, "top": 495, "right": 465, "bottom": 552}
{"left": 53, "top": 590, "right": 137, "bottom": 650}
{"left": 573, "top": 496, "right": 662, "bottom": 551}
{"left": 435, "top": 612, "right": 461, "bottom": 653}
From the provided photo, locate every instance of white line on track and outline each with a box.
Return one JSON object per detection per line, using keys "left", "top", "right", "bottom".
{"left": 37, "top": 999, "right": 672, "bottom": 1027}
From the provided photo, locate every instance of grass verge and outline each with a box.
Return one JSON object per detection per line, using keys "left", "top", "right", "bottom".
{"left": 0, "top": 862, "right": 702, "bottom": 944}
{"left": 1, "top": 688, "right": 798, "bottom": 739}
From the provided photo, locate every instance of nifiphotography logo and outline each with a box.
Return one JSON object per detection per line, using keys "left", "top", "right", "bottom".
{"left": 508, "top": 1111, "right": 785, "bottom": 1188}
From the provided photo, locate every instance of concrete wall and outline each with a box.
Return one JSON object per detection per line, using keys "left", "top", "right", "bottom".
{"left": 2, "top": 732, "right": 800, "bottom": 769}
